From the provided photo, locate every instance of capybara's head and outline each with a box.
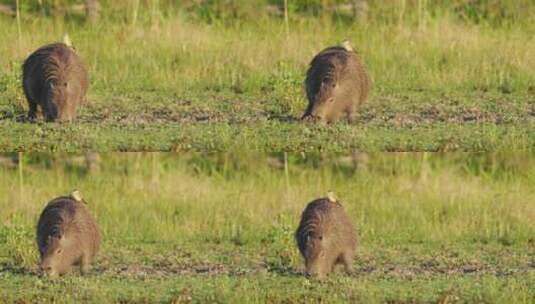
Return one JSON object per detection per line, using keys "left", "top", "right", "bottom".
{"left": 303, "top": 76, "right": 338, "bottom": 123}
{"left": 39, "top": 229, "right": 69, "bottom": 277}
{"left": 303, "top": 230, "right": 329, "bottom": 278}
{"left": 45, "top": 79, "right": 78, "bottom": 122}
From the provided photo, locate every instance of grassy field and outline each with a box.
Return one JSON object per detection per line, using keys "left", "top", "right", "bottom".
{"left": 0, "top": 153, "right": 533, "bottom": 303}
{"left": 0, "top": 2, "right": 534, "bottom": 151}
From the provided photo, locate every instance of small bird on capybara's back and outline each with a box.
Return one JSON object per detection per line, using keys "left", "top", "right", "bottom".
{"left": 36, "top": 191, "right": 100, "bottom": 277}
{"left": 295, "top": 192, "right": 357, "bottom": 278}
{"left": 303, "top": 41, "right": 370, "bottom": 123}
{"left": 22, "top": 41, "right": 88, "bottom": 122}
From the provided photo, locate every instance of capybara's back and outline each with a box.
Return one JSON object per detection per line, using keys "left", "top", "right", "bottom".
{"left": 303, "top": 42, "right": 370, "bottom": 123}
{"left": 36, "top": 191, "right": 100, "bottom": 277}
{"left": 23, "top": 42, "right": 88, "bottom": 122}
{"left": 295, "top": 193, "right": 356, "bottom": 278}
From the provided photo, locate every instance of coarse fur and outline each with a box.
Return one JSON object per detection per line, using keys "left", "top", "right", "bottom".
{"left": 22, "top": 43, "right": 88, "bottom": 122}
{"left": 36, "top": 195, "right": 100, "bottom": 277}
{"left": 295, "top": 197, "right": 357, "bottom": 278}
{"left": 303, "top": 43, "right": 370, "bottom": 123}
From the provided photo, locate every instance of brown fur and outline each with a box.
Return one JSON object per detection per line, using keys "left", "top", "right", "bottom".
{"left": 303, "top": 44, "right": 370, "bottom": 123}
{"left": 36, "top": 195, "right": 100, "bottom": 277}
{"left": 295, "top": 197, "right": 357, "bottom": 278}
{"left": 22, "top": 43, "right": 89, "bottom": 122}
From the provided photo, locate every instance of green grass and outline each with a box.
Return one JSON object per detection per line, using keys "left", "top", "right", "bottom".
{"left": 0, "top": 8, "right": 534, "bottom": 151}
{"left": 0, "top": 153, "right": 534, "bottom": 302}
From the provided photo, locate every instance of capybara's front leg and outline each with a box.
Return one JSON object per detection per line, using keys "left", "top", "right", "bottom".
{"left": 28, "top": 101, "right": 37, "bottom": 121}
{"left": 342, "top": 251, "right": 354, "bottom": 274}
{"left": 80, "top": 254, "right": 91, "bottom": 275}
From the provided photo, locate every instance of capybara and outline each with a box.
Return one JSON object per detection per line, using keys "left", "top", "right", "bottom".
{"left": 302, "top": 41, "right": 370, "bottom": 123}
{"left": 36, "top": 191, "right": 100, "bottom": 277}
{"left": 295, "top": 192, "right": 357, "bottom": 278}
{"left": 22, "top": 41, "right": 88, "bottom": 122}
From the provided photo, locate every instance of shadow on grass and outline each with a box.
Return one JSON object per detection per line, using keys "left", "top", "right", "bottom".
{"left": 265, "top": 263, "right": 302, "bottom": 277}
{"left": 0, "top": 110, "right": 27, "bottom": 122}
{"left": 0, "top": 262, "right": 37, "bottom": 276}
{"left": 265, "top": 112, "right": 300, "bottom": 123}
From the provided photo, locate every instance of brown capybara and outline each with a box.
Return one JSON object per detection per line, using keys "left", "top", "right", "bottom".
{"left": 36, "top": 191, "right": 100, "bottom": 277}
{"left": 302, "top": 41, "right": 370, "bottom": 123}
{"left": 295, "top": 192, "right": 357, "bottom": 278}
{"left": 22, "top": 42, "right": 88, "bottom": 122}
